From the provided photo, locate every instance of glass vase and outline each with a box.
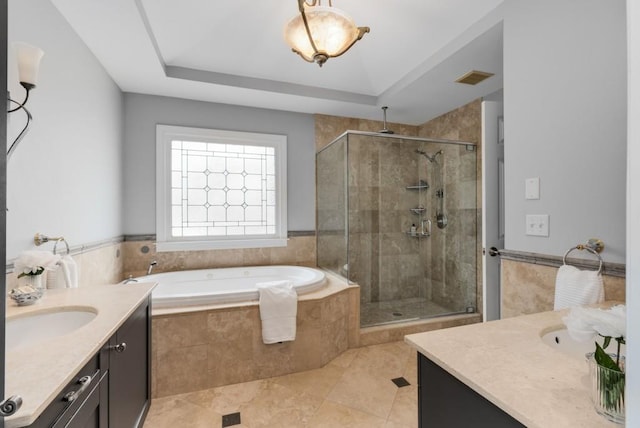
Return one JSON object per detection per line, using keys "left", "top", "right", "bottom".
{"left": 587, "top": 353, "right": 625, "bottom": 424}
{"left": 20, "top": 274, "right": 44, "bottom": 291}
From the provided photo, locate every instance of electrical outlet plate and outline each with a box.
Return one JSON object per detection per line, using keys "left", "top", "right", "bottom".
{"left": 526, "top": 214, "right": 549, "bottom": 236}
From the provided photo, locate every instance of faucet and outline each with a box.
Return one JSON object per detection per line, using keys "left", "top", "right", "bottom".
{"left": 123, "top": 275, "right": 138, "bottom": 284}
{"left": 147, "top": 260, "right": 157, "bottom": 276}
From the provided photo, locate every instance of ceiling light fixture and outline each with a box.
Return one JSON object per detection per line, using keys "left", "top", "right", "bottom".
{"left": 7, "top": 42, "right": 44, "bottom": 161}
{"left": 284, "top": 0, "right": 369, "bottom": 67}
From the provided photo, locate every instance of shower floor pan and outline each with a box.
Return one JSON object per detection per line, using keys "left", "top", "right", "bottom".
{"left": 360, "top": 297, "right": 464, "bottom": 327}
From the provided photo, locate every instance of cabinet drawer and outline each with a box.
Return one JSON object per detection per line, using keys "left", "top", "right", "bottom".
{"left": 29, "top": 355, "right": 100, "bottom": 428}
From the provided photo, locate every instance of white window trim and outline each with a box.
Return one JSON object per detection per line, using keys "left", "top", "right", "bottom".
{"left": 155, "top": 124, "right": 288, "bottom": 252}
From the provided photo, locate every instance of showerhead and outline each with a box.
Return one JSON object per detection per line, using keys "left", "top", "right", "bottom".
{"left": 379, "top": 106, "right": 394, "bottom": 134}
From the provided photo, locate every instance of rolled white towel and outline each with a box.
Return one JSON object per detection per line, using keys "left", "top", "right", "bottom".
{"left": 49, "top": 256, "right": 79, "bottom": 289}
{"left": 61, "top": 255, "right": 79, "bottom": 288}
{"left": 257, "top": 280, "right": 297, "bottom": 344}
{"left": 554, "top": 264, "right": 604, "bottom": 310}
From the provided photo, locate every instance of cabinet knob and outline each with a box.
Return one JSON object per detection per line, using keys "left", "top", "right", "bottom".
{"left": 0, "top": 395, "right": 23, "bottom": 416}
{"left": 111, "top": 342, "right": 127, "bottom": 353}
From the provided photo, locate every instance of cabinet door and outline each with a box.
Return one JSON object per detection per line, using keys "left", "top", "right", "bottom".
{"left": 418, "top": 354, "right": 525, "bottom": 428}
{"left": 108, "top": 298, "right": 151, "bottom": 428}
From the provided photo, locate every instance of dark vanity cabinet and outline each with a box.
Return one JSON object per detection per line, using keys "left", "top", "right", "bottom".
{"left": 418, "top": 353, "right": 525, "bottom": 428}
{"left": 27, "top": 297, "right": 151, "bottom": 428}
{"left": 107, "top": 297, "right": 151, "bottom": 428}
{"left": 29, "top": 350, "right": 109, "bottom": 428}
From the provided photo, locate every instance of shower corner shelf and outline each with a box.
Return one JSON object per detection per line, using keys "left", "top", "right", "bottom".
{"left": 410, "top": 208, "right": 426, "bottom": 215}
{"left": 406, "top": 180, "right": 429, "bottom": 190}
{"left": 406, "top": 231, "right": 430, "bottom": 238}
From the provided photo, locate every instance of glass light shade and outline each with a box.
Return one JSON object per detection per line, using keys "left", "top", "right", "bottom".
{"left": 284, "top": 6, "right": 361, "bottom": 62}
{"left": 15, "top": 42, "right": 44, "bottom": 87}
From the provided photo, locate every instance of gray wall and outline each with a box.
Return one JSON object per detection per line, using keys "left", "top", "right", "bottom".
{"left": 626, "top": 0, "right": 640, "bottom": 420}
{"left": 122, "top": 93, "right": 316, "bottom": 234}
{"left": 503, "top": 0, "right": 627, "bottom": 263}
{"left": 7, "top": 0, "right": 123, "bottom": 259}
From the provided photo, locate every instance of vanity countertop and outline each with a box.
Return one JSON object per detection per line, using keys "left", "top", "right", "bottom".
{"left": 405, "top": 307, "right": 619, "bottom": 428}
{"left": 5, "top": 283, "right": 155, "bottom": 428}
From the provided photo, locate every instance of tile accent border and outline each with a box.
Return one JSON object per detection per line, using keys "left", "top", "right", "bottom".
{"left": 124, "top": 231, "right": 316, "bottom": 241}
{"left": 499, "top": 249, "right": 625, "bottom": 278}
{"left": 5, "top": 235, "right": 124, "bottom": 274}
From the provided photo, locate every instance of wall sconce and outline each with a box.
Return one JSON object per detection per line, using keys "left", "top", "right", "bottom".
{"left": 284, "top": 0, "right": 369, "bottom": 67}
{"left": 7, "top": 42, "right": 44, "bottom": 161}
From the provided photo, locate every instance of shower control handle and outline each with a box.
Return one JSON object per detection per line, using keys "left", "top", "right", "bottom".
{"left": 421, "top": 219, "right": 432, "bottom": 236}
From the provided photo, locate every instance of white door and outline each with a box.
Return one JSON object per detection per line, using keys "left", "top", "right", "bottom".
{"left": 482, "top": 99, "right": 504, "bottom": 321}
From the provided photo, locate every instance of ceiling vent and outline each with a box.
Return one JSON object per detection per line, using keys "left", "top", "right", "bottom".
{"left": 455, "top": 70, "right": 494, "bottom": 85}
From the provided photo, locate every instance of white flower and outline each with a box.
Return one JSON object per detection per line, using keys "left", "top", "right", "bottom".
{"left": 563, "top": 305, "right": 626, "bottom": 342}
{"left": 14, "top": 251, "right": 61, "bottom": 276}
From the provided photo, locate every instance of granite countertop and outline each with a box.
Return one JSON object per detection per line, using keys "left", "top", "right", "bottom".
{"left": 5, "top": 283, "right": 156, "bottom": 428}
{"left": 405, "top": 306, "right": 620, "bottom": 428}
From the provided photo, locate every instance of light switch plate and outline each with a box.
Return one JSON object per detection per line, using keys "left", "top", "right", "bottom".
{"left": 525, "top": 177, "right": 540, "bottom": 200}
{"left": 526, "top": 214, "right": 549, "bottom": 237}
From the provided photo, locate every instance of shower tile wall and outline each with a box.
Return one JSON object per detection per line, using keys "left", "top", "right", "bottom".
{"left": 423, "top": 144, "right": 478, "bottom": 312}
{"left": 316, "top": 101, "right": 482, "bottom": 326}
{"left": 418, "top": 99, "right": 483, "bottom": 313}
{"left": 347, "top": 136, "right": 424, "bottom": 305}
{"left": 316, "top": 137, "right": 347, "bottom": 277}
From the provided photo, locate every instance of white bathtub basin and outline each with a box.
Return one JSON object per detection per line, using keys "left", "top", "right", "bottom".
{"left": 541, "top": 327, "right": 626, "bottom": 360}
{"left": 146, "top": 265, "right": 327, "bottom": 308}
{"left": 6, "top": 307, "right": 98, "bottom": 352}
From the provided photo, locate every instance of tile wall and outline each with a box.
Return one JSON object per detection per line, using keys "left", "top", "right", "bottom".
{"left": 122, "top": 236, "right": 316, "bottom": 278}
{"left": 315, "top": 100, "right": 484, "bottom": 319}
{"left": 152, "top": 276, "right": 356, "bottom": 398}
{"left": 418, "top": 100, "right": 483, "bottom": 313}
{"left": 6, "top": 241, "right": 123, "bottom": 291}
{"left": 501, "top": 259, "right": 626, "bottom": 318}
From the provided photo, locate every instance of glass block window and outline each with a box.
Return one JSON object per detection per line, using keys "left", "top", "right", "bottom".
{"left": 156, "top": 125, "right": 287, "bottom": 251}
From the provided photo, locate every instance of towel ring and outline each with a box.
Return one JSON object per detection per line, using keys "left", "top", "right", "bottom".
{"left": 562, "top": 245, "right": 603, "bottom": 275}
{"left": 53, "top": 238, "right": 70, "bottom": 255}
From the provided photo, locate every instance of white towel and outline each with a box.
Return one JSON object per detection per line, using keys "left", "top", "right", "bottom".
{"left": 554, "top": 264, "right": 604, "bottom": 310}
{"left": 257, "top": 280, "right": 297, "bottom": 344}
{"left": 46, "top": 256, "right": 79, "bottom": 289}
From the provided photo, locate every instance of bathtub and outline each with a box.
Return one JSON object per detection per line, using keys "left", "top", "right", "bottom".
{"left": 142, "top": 265, "right": 326, "bottom": 308}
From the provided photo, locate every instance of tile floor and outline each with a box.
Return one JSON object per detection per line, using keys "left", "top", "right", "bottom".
{"left": 143, "top": 341, "right": 418, "bottom": 428}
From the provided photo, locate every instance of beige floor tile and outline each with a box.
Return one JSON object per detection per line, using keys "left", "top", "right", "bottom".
{"left": 145, "top": 341, "right": 420, "bottom": 427}
{"left": 239, "top": 380, "right": 324, "bottom": 427}
{"left": 307, "top": 400, "right": 387, "bottom": 428}
{"left": 384, "top": 421, "right": 415, "bottom": 428}
{"left": 348, "top": 342, "right": 411, "bottom": 379}
{"left": 328, "top": 347, "right": 360, "bottom": 368}
{"left": 143, "top": 396, "right": 221, "bottom": 428}
{"left": 326, "top": 366, "right": 398, "bottom": 419}
{"left": 273, "top": 364, "right": 345, "bottom": 398}
{"left": 184, "top": 379, "right": 267, "bottom": 415}
{"left": 403, "top": 356, "right": 418, "bottom": 386}
{"left": 387, "top": 385, "right": 418, "bottom": 428}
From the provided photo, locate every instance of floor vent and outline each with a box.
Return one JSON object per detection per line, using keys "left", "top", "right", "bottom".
{"left": 222, "top": 412, "right": 242, "bottom": 427}
{"left": 391, "top": 377, "right": 411, "bottom": 388}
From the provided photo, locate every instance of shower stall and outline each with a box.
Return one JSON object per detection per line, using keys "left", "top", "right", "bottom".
{"left": 317, "top": 131, "right": 478, "bottom": 327}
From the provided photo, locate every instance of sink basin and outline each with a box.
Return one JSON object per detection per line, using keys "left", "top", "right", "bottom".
{"left": 541, "top": 327, "right": 626, "bottom": 359}
{"left": 6, "top": 307, "right": 98, "bottom": 352}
